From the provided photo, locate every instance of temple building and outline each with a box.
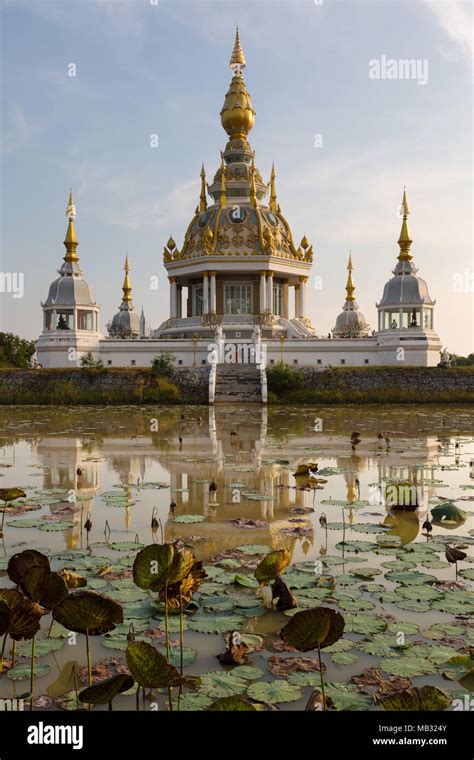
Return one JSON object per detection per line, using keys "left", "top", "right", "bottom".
{"left": 37, "top": 31, "right": 442, "bottom": 393}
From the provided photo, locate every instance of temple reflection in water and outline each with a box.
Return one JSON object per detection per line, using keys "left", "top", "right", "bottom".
{"left": 28, "top": 405, "right": 448, "bottom": 557}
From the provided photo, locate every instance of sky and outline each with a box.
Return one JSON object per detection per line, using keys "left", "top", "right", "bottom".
{"left": 0, "top": 0, "right": 472, "bottom": 354}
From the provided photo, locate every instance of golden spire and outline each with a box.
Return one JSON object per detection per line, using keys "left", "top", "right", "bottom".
{"left": 398, "top": 187, "right": 413, "bottom": 261}
{"left": 345, "top": 253, "right": 355, "bottom": 302}
{"left": 199, "top": 164, "right": 207, "bottom": 213}
{"left": 219, "top": 157, "right": 227, "bottom": 208}
{"left": 230, "top": 27, "right": 246, "bottom": 72}
{"left": 122, "top": 255, "right": 132, "bottom": 303}
{"left": 249, "top": 159, "right": 257, "bottom": 207}
{"left": 63, "top": 189, "right": 79, "bottom": 263}
{"left": 269, "top": 163, "right": 277, "bottom": 213}
{"left": 220, "top": 30, "right": 255, "bottom": 139}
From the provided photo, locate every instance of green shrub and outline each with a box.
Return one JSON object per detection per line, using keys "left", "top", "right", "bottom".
{"left": 266, "top": 363, "right": 304, "bottom": 394}
{"left": 151, "top": 353, "right": 176, "bottom": 378}
{"left": 80, "top": 352, "right": 105, "bottom": 370}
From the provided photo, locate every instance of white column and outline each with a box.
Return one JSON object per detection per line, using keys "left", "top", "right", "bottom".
{"left": 169, "top": 277, "right": 177, "bottom": 319}
{"left": 266, "top": 272, "right": 273, "bottom": 313}
{"left": 299, "top": 276, "right": 307, "bottom": 318}
{"left": 177, "top": 286, "right": 182, "bottom": 318}
{"left": 209, "top": 271, "right": 216, "bottom": 312}
{"left": 260, "top": 271, "right": 266, "bottom": 312}
{"left": 294, "top": 286, "right": 299, "bottom": 319}
{"left": 419, "top": 306, "right": 423, "bottom": 329}
{"left": 203, "top": 271, "right": 209, "bottom": 314}
{"left": 399, "top": 308, "right": 403, "bottom": 328}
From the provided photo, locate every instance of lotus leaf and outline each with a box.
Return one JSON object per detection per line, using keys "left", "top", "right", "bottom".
{"left": 379, "top": 685, "right": 449, "bottom": 711}
{"left": 280, "top": 607, "right": 345, "bottom": 652}
{"left": 254, "top": 549, "right": 290, "bottom": 585}
{"left": 133, "top": 543, "right": 195, "bottom": 592}
{"left": 208, "top": 696, "right": 256, "bottom": 711}
{"left": 380, "top": 657, "right": 436, "bottom": 677}
{"left": 246, "top": 680, "right": 303, "bottom": 704}
{"left": 53, "top": 591, "right": 123, "bottom": 635}
{"left": 323, "top": 683, "right": 373, "bottom": 711}
{"left": 7, "top": 549, "right": 50, "bottom": 585}
{"left": 126, "top": 640, "right": 184, "bottom": 688}
{"left": 7, "top": 662, "right": 50, "bottom": 680}
{"left": 232, "top": 665, "right": 264, "bottom": 680}
{"left": 0, "top": 588, "right": 44, "bottom": 640}
{"left": 199, "top": 670, "right": 248, "bottom": 698}
{"left": 21, "top": 567, "right": 69, "bottom": 609}
{"left": 79, "top": 674, "right": 134, "bottom": 705}
{"left": 188, "top": 614, "right": 244, "bottom": 634}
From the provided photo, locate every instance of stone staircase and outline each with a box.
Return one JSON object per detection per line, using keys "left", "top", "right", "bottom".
{"left": 213, "top": 364, "right": 263, "bottom": 403}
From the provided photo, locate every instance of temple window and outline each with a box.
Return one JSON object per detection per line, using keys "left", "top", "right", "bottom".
{"left": 77, "top": 310, "right": 94, "bottom": 330}
{"left": 224, "top": 283, "right": 252, "bottom": 315}
{"left": 194, "top": 285, "right": 203, "bottom": 316}
{"left": 273, "top": 284, "right": 283, "bottom": 316}
{"left": 55, "top": 310, "right": 73, "bottom": 330}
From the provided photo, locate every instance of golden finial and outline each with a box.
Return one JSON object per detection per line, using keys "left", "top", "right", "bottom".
{"left": 345, "top": 252, "right": 355, "bottom": 302}
{"left": 230, "top": 27, "right": 246, "bottom": 73}
{"left": 250, "top": 159, "right": 257, "bottom": 207}
{"left": 269, "top": 163, "right": 277, "bottom": 213}
{"left": 398, "top": 188, "right": 413, "bottom": 261}
{"left": 122, "top": 254, "right": 132, "bottom": 303}
{"left": 220, "top": 157, "right": 227, "bottom": 208}
{"left": 167, "top": 236, "right": 176, "bottom": 251}
{"left": 199, "top": 164, "right": 207, "bottom": 213}
{"left": 301, "top": 235, "right": 309, "bottom": 250}
{"left": 63, "top": 189, "right": 79, "bottom": 263}
{"left": 220, "top": 29, "right": 255, "bottom": 139}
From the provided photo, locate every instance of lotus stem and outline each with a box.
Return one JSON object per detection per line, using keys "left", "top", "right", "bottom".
{"left": 0, "top": 632, "right": 7, "bottom": 673}
{"left": 85, "top": 628, "right": 92, "bottom": 711}
{"left": 30, "top": 635, "right": 36, "bottom": 711}
{"left": 179, "top": 588, "right": 184, "bottom": 677}
{"left": 1, "top": 502, "right": 9, "bottom": 532}
{"left": 72, "top": 664, "right": 79, "bottom": 711}
{"left": 47, "top": 617, "right": 54, "bottom": 638}
{"left": 164, "top": 582, "right": 170, "bottom": 661}
{"left": 11, "top": 640, "right": 16, "bottom": 669}
{"left": 317, "top": 642, "right": 326, "bottom": 711}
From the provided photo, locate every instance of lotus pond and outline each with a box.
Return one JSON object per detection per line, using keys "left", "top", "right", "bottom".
{"left": 0, "top": 404, "right": 473, "bottom": 712}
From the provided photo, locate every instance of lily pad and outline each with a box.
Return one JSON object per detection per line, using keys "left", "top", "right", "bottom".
{"left": 208, "top": 696, "right": 256, "bottom": 711}
{"left": 173, "top": 514, "right": 206, "bottom": 523}
{"left": 8, "top": 662, "right": 50, "bottom": 680}
{"left": 188, "top": 614, "right": 244, "bottom": 634}
{"left": 199, "top": 671, "right": 248, "bottom": 699}
{"left": 246, "top": 680, "right": 303, "bottom": 704}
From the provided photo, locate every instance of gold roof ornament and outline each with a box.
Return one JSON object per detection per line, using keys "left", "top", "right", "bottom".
{"left": 301, "top": 235, "right": 309, "bottom": 250}
{"left": 398, "top": 187, "right": 413, "bottom": 261}
{"left": 230, "top": 27, "right": 246, "bottom": 73}
{"left": 63, "top": 189, "right": 79, "bottom": 263}
{"left": 199, "top": 164, "right": 208, "bottom": 213}
{"left": 167, "top": 236, "right": 176, "bottom": 251}
{"left": 219, "top": 157, "right": 227, "bottom": 207}
{"left": 250, "top": 159, "right": 257, "bottom": 207}
{"left": 220, "top": 30, "right": 255, "bottom": 139}
{"left": 122, "top": 254, "right": 132, "bottom": 303}
{"left": 269, "top": 163, "right": 277, "bottom": 213}
{"left": 345, "top": 253, "right": 356, "bottom": 302}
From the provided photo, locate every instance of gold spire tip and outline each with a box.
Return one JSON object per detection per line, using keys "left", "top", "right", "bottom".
{"left": 230, "top": 27, "right": 246, "bottom": 73}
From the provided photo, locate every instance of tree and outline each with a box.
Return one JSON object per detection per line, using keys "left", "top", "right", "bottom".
{"left": 0, "top": 333, "right": 36, "bottom": 368}
{"left": 80, "top": 352, "right": 104, "bottom": 369}
{"left": 451, "top": 353, "right": 474, "bottom": 367}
